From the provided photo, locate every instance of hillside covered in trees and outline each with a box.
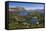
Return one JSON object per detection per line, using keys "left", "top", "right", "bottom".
{"left": 8, "top": 7, "right": 45, "bottom": 29}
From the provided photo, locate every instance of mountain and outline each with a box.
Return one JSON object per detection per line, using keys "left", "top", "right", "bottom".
{"left": 26, "top": 9, "right": 44, "bottom": 13}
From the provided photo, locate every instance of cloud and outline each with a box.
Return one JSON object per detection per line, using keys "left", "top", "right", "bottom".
{"left": 25, "top": 7, "right": 44, "bottom": 10}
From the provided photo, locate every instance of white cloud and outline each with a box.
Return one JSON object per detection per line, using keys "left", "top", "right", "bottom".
{"left": 25, "top": 7, "right": 44, "bottom": 10}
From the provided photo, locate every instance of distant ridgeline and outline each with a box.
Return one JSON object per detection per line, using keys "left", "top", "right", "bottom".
{"left": 9, "top": 7, "right": 29, "bottom": 16}
{"left": 9, "top": 6, "right": 44, "bottom": 17}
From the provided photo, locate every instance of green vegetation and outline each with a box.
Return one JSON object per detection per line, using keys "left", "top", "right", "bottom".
{"left": 8, "top": 8, "right": 45, "bottom": 29}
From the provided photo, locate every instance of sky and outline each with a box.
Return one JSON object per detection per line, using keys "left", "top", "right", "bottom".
{"left": 9, "top": 2, "right": 44, "bottom": 10}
